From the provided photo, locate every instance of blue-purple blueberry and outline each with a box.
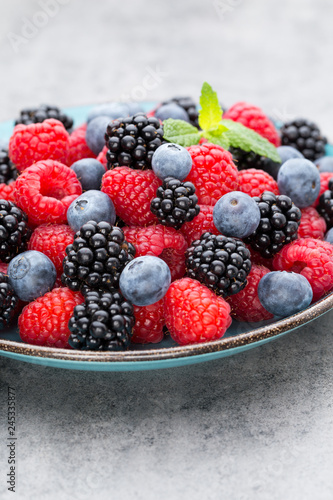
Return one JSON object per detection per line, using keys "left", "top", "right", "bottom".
{"left": 152, "top": 143, "right": 192, "bottom": 180}
{"left": 70, "top": 158, "right": 105, "bottom": 191}
{"left": 8, "top": 250, "right": 56, "bottom": 302}
{"left": 277, "top": 158, "right": 320, "bottom": 208}
{"left": 119, "top": 255, "right": 171, "bottom": 306}
{"left": 87, "top": 103, "right": 129, "bottom": 123}
{"left": 315, "top": 156, "right": 333, "bottom": 173}
{"left": 277, "top": 146, "right": 304, "bottom": 164}
{"left": 155, "top": 103, "right": 190, "bottom": 122}
{"left": 258, "top": 271, "right": 313, "bottom": 318}
{"left": 67, "top": 190, "right": 116, "bottom": 232}
{"left": 213, "top": 191, "right": 261, "bottom": 238}
{"left": 85, "top": 115, "right": 110, "bottom": 155}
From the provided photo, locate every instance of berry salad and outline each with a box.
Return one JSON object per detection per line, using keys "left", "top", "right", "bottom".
{"left": 1, "top": 82, "right": 333, "bottom": 352}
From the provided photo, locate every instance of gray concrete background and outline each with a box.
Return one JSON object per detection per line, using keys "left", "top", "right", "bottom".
{"left": 1, "top": 0, "right": 333, "bottom": 499}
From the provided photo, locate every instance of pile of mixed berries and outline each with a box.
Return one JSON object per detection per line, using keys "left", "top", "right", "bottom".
{"left": 1, "top": 89, "right": 333, "bottom": 352}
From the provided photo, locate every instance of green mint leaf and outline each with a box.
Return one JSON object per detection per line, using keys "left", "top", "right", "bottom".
{"left": 203, "top": 124, "right": 230, "bottom": 149}
{"left": 198, "top": 82, "right": 222, "bottom": 131}
{"left": 163, "top": 118, "right": 200, "bottom": 147}
{"left": 221, "top": 119, "right": 281, "bottom": 162}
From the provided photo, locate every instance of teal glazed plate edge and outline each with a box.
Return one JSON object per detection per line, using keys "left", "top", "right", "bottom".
{"left": 1, "top": 102, "right": 333, "bottom": 372}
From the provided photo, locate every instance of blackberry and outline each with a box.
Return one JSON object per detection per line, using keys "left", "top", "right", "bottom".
{"left": 161, "top": 96, "right": 199, "bottom": 128}
{"left": 15, "top": 104, "right": 73, "bottom": 131}
{"left": 0, "top": 273, "right": 18, "bottom": 329}
{"left": 280, "top": 119, "right": 327, "bottom": 161}
{"left": 68, "top": 289, "right": 135, "bottom": 351}
{"left": 150, "top": 177, "right": 200, "bottom": 229}
{"left": 316, "top": 178, "right": 333, "bottom": 229}
{"left": 62, "top": 221, "right": 136, "bottom": 294}
{"left": 186, "top": 232, "right": 252, "bottom": 297}
{"left": 229, "top": 147, "right": 281, "bottom": 179}
{"left": 105, "top": 113, "right": 164, "bottom": 170}
{"left": 0, "top": 149, "right": 17, "bottom": 185}
{"left": 244, "top": 191, "right": 301, "bottom": 258}
{"left": 0, "top": 200, "right": 31, "bottom": 263}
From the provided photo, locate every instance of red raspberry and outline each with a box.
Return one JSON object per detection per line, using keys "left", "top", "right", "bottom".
{"left": 312, "top": 172, "right": 333, "bottom": 207}
{"left": 247, "top": 245, "right": 274, "bottom": 270}
{"left": 0, "top": 263, "right": 8, "bottom": 273}
{"left": 97, "top": 146, "right": 108, "bottom": 169}
{"left": 28, "top": 224, "right": 75, "bottom": 275}
{"left": 132, "top": 299, "right": 165, "bottom": 344}
{"left": 298, "top": 207, "right": 326, "bottom": 240}
{"left": 67, "top": 123, "right": 96, "bottom": 165}
{"left": 101, "top": 167, "right": 161, "bottom": 226}
{"left": 226, "top": 265, "right": 273, "bottom": 322}
{"left": 223, "top": 102, "right": 281, "bottom": 146}
{"left": 164, "top": 277, "right": 232, "bottom": 345}
{"left": 238, "top": 168, "right": 279, "bottom": 197}
{"left": 9, "top": 119, "right": 69, "bottom": 172}
{"left": 18, "top": 287, "right": 84, "bottom": 348}
{"left": 273, "top": 238, "right": 333, "bottom": 301}
{"left": 14, "top": 160, "right": 82, "bottom": 226}
{"left": 0, "top": 182, "right": 16, "bottom": 202}
{"left": 185, "top": 143, "right": 239, "bottom": 206}
{"left": 180, "top": 204, "right": 219, "bottom": 245}
{"left": 123, "top": 225, "right": 187, "bottom": 281}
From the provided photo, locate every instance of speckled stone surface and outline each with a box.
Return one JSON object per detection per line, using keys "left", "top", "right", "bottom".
{"left": 1, "top": 1, "right": 333, "bottom": 499}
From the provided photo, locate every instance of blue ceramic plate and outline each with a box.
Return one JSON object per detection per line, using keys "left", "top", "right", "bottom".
{"left": 1, "top": 103, "right": 333, "bottom": 372}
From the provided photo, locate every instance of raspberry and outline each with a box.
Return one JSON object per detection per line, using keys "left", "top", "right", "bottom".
{"left": 123, "top": 224, "right": 188, "bottom": 281}
{"left": 246, "top": 245, "right": 274, "bottom": 270}
{"left": 9, "top": 119, "right": 69, "bottom": 172}
{"left": 223, "top": 102, "right": 281, "bottom": 146}
{"left": 18, "top": 287, "right": 84, "bottom": 348}
{"left": 67, "top": 124, "right": 96, "bottom": 166}
{"left": 273, "top": 238, "right": 333, "bottom": 301}
{"left": 180, "top": 204, "right": 219, "bottom": 246}
{"left": 28, "top": 224, "right": 75, "bottom": 275}
{"left": 313, "top": 172, "right": 333, "bottom": 207}
{"left": 0, "top": 263, "right": 8, "bottom": 273}
{"left": 164, "top": 277, "right": 231, "bottom": 345}
{"left": 185, "top": 143, "right": 239, "bottom": 206}
{"left": 226, "top": 265, "right": 274, "bottom": 322}
{"left": 298, "top": 207, "right": 326, "bottom": 240}
{"left": 238, "top": 169, "right": 279, "bottom": 197}
{"left": 132, "top": 299, "right": 165, "bottom": 344}
{"left": 0, "top": 182, "right": 16, "bottom": 202}
{"left": 14, "top": 160, "right": 82, "bottom": 226}
{"left": 97, "top": 146, "right": 108, "bottom": 169}
{"left": 101, "top": 166, "right": 161, "bottom": 227}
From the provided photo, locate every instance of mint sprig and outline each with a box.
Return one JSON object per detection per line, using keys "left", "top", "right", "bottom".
{"left": 163, "top": 82, "right": 280, "bottom": 162}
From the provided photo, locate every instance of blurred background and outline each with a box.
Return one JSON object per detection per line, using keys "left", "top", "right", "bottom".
{"left": 1, "top": 1, "right": 333, "bottom": 499}
{"left": 1, "top": 0, "right": 333, "bottom": 134}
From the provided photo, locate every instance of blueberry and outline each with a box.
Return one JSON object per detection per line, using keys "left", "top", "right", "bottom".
{"left": 67, "top": 191, "right": 116, "bottom": 232}
{"left": 324, "top": 227, "right": 333, "bottom": 244}
{"left": 70, "top": 158, "right": 105, "bottom": 191}
{"left": 87, "top": 103, "right": 129, "bottom": 123}
{"left": 258, "top": 271, "right": 313, "bottom": 317}
{"left": 155, "top": 103, "right": 190, "bottom": 122}
{"left": 126, "top": 102, "right": 144, "bottom": 115}
{"left": 119, "top": 255, "right": 171, "bottom": 306}
{"left": 277, "top": 158, "right": 320, "bottom": 208}
{"left": 0, "top": 139, "right": 8, "bottom": 150}
{"left": 315, "top": 156, "right": 333, "bottom": 173}
{"left": 152, "top": 143, "right": 192, "bottom": 180}
{"left": 277, "top": 146, "right": 304, "bottom": 165}
{"left": 213, "top": 191, "right": 261, "bottom": 238}
{"left": 85, "top": 116, "right": 111, "bottom": 155}
{"left": 8, "top": 250, "right": 56, "bottom": 302}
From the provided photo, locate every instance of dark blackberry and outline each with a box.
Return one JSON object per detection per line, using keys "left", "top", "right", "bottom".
{"left": 0, "top": 149, "right": 17, "bottom": 185}
{"left": 229, "top": 147, "right": 281, "bottom": 179}
{"left": 68, "top": 289, "right": 135, "bottom": 351}
{"left": 186, "top": 232, "right": 252, "bottom": 297}
{"left": 244, "top": 191, "right": 301, "bottom": 258}
{"left": 316, "top": 178, "right": 333, "bottom": 229}
{"left": 61, "top": 221, "right": 136, "bottom": 293}
{"left": 150, "top": 177, "right": 200, "bottom": 229}
{"left": 0, "top": 272, "right": 18, "bottom": 329}
{"left": 280, "top": 119, "right": 327, "bottom": 161}
{"left": 0, "top": 200, "right": 31, "bottom": 263}
{"left": 15, "top": 104, "right": 73, "bottom": 131}
{"left": 105, "top": 113, "right": 164, "bottom": 170}
{"left": 162, "top": 96, "right": 199, "bottom": 128}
